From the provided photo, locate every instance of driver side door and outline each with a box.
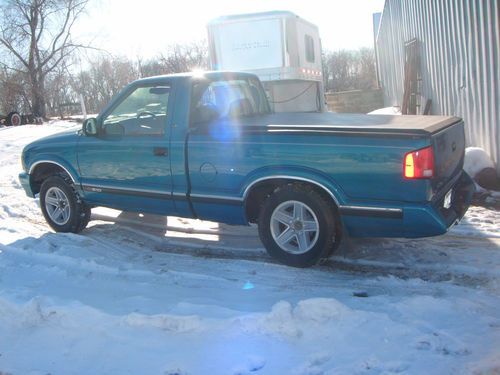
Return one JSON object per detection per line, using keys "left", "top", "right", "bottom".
{"left": 77, "top": 82, "right": 176, "bottom": 215}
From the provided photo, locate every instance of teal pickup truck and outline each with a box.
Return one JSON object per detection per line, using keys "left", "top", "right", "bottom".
{"left": 19, "top": 71, "right": 474, "bottom": 267}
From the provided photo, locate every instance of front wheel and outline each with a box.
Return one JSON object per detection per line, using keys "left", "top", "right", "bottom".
{"left": 40, "top": 175, "right": 90, "bottom": 233}
{"left": 258, "top": 184, "right": 341, "bottom": 267}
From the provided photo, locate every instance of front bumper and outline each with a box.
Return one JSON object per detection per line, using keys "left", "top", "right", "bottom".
{"left": 19, "top": 172, "right": 35, "bottom": 198}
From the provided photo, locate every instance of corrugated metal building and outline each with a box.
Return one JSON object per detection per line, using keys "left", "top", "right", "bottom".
{"left": 376, "top": 0, "right": 500, "bottom": 174}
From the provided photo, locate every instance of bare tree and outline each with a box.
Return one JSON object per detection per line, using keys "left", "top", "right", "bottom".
{"left": 322, "top": 48, "right": 377, "bottom": 92}
{"left": 157, "top": 42, "right": 208, "bottom": 74}
{"left": 137, "top": 58, "right": 165, "bottom": 78}
{"left": 357, "top": 47, "right": 377, "bottom": 89}
{"left": 136, "top": 42, "right": 208, "bottom": 78}
{"left": 67, "top": 42, "right": 208, "bottom": 114}
{"left": 45, "top": 62, "right": 78, "bottom": 117}
{"left": 0, "top": 0, "right": 89, "bottom": 117}
{"left": 0, "top": 67, "right": 31, "bottom": 113}
{"left": 74, "top": 56, "right": 138, "bottom": 113}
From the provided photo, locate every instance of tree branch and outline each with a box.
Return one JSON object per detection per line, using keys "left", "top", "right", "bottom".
{"left": 42, "top": 0, "right": 88, "bottom": 68}
{"left": 0, "top": 61, "right": 27, "bottom": 74}
{"left": 0, "top": 38, "right": 29, "bottom": 68}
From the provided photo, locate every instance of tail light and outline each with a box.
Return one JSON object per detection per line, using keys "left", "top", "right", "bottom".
{"left": 404, "top": 146, "right": 435, "bottom": 179}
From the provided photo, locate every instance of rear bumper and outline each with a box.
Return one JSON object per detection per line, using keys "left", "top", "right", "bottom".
{"left": 342, "top": 171, "right": 474, "bottom": 238}
{"left": 432, "top": 171, "right": 474, "bottom": 228}
{"left": 401, "top": 171, "right": 474, "bottom": 237}
{"left": 19, "top": 172, "right": 35, "bottom": 198}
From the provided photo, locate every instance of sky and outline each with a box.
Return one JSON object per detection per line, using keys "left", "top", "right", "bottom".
{"left": 75, "top": 0, "right": 386, "bottom": 59}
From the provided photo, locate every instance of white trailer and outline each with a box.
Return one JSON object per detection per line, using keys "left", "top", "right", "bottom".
{"left": 207, "top": 11, "right": 325, "bottom": 112}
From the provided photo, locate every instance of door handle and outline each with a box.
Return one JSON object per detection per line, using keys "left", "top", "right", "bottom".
{"left": 153, "top": 147, "right": 168, "bottom": 156}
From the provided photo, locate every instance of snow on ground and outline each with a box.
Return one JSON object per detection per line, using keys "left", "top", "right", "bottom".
{"left": 0, "top": 122, "right": 499, "bottom": 375}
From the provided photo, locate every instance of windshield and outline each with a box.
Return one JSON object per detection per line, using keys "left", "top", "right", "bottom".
{"left": 104, "top": 86, "right": 170, "bottom": 125}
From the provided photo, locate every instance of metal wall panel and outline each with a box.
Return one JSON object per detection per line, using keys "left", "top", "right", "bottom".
{"left": 376, "top": 0, "right": 500, "bottom": 173}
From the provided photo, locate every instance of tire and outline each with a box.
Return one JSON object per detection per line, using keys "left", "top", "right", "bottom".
{"left": 258, "top": 184, "right": 341, "bottom": 267}
{"left": 6, "top": 111, "right": 21, "bottom": 126}
{"left": 40, "top": 174, "right": 91, "bottom": 233}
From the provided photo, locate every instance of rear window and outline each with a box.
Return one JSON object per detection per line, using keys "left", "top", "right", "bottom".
{"left": 190, "top": 77, "right": 269, "bottom": 125}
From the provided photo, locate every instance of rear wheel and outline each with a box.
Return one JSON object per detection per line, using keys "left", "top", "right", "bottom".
{"left": 258, "top": 184, "right": 341, "bottom": 267}
{"left": 40, "top": 174, "right": 90, "bottom": 233}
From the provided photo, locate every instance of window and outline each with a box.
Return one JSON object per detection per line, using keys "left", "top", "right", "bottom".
{"left": 305, "top": 34, "right": 315, "bottom": 63}
{"left": 102, "top": 85, "right": 170, "bottom": 136}
{"left": 190, "top": 77, "right": 269, "bottom": 125}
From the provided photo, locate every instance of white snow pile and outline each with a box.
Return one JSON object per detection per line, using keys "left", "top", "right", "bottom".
{"left": 0, "top": 122, "right": 499, "bottom": 375}
{"left": 464, "top": 147, "right": 495, "bottom": 178}
{"left": 368, "top": 106, "right": 402, "bottom": 115}
{"left": 463, "top": 147, "right": 500, "bottom": 198}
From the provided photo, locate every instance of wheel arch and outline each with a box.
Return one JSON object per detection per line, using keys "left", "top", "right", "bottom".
{"left": 243, "top": 174, "right": 343, "bottom": 223}
{"left": 29, "top": 160, "right": 78, "bottom": 195}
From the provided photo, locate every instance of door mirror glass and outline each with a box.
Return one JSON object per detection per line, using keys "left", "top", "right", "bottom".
{"left": 83, "top": 118, "right": 98, "bottom": 136}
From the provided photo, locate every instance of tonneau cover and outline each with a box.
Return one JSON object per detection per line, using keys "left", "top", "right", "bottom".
{"left": 234, "top": 113, "right": 462, "bottom": 136}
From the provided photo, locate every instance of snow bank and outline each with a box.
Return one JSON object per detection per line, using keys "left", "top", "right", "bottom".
{"left": 233, "top": 298, "right": 352, "bottom": 339}
{"left": 124, "top": 312, "right": 205, "bottom": 333}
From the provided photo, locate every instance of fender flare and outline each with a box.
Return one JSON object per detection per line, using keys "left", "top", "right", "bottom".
{"left": 243, "top": 175, "right": 343, "bottom": 205}
{"left": 29, "top": 158, "right": 80, "bottom": 185}
{"left": 241, "top": 167, "right": 346, "bottom": 207}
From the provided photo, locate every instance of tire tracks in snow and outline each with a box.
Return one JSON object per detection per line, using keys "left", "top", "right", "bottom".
{"left": 9, "top": 201, "right": 499, "bottom": 289}
{"left": 85, "top": 216, "right": 498, "bottom": 289}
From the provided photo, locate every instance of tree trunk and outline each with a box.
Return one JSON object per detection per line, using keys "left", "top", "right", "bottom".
{"left": 30, "top": 72, "right": 46, "bottom": 118}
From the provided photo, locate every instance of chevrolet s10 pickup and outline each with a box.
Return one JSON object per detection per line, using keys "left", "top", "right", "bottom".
{"left": 19, "top": 71, "right": 474, "bottom": 267}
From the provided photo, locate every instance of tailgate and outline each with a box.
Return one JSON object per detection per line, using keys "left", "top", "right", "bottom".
{"left": 432, "top": 120, "right": 466, "bottom": 191}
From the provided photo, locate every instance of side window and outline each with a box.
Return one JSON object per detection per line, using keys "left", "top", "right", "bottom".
{"left": 305, "top": 34, "right": 315, "bottom": 63}
{"left": 102, "top": 85, "right": 170, "bottom": 136}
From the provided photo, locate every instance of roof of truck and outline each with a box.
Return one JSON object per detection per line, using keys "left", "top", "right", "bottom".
{"left": 132, "top": 71, "right": 259, "bottom": 85}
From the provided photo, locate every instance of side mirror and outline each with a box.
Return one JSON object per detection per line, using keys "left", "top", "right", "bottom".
{"left": 83, "top": 118, "right": 98, "bottom": 136}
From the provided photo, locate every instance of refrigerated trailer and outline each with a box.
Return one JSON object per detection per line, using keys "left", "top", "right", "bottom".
{"left": 207, "top": 11, "right": 325, "bottom": 112}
